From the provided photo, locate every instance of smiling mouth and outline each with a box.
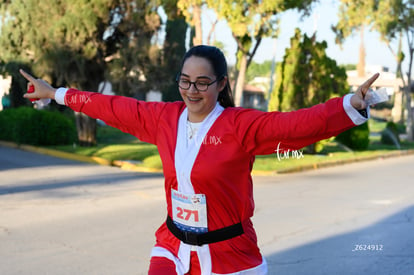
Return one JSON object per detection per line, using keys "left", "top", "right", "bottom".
{"left": 188, "top": 97, "right": 202, "bottom": 102}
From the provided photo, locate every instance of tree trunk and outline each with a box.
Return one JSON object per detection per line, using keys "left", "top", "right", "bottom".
{"left": 357, "top": 26, "right": 366, "bottom": 77}
{"left": 391, "top": 33, "right": 404, "bottom": 123}
{"left": 404, "top": 44, "right": 413, "bottom": 141}
{"left": 392, "top": 89, "right": 404, "bottom": 123}
{"left": 75, "top": 112, "right": 97, "bottom": 147}
{"left": 234, "top": 53, "right": 247, "bottom": 107}
{"left": 192, "top": 5, "right": 202, "bottom": 46}
{"left": 404, "top": 86, "right": 413, "bottom": 141}
{"left": 206, "top": 19, "right": 218, "bottom": 45}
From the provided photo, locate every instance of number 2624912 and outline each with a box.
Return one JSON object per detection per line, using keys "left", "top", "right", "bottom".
{"left": 352, "top": 244, "right": 383, "bottom": 251}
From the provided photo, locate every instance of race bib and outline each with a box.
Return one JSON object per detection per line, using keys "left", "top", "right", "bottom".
{"left": 171, "top": 189, "right": 208, "bottom": 233}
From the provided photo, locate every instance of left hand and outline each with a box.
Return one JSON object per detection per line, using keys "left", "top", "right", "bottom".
{"left": 350, "top": 73, "right": 380, "bottom": 110}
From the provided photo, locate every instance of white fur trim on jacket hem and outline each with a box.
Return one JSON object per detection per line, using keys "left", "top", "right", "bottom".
{"left": 150, "top": 246, "right": 268, "bottom": 275}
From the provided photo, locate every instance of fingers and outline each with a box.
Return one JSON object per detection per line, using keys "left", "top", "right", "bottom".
{"left": 350, "top": 73, "right": 380, "bottom": 110}
{"left": 20, "top": 70, "right": 57, "bottom": 100}
{"left": 20, "top": 69, "right": 40, "bottom": 101}
{"left": 362, "top": 73, "right": 380, "bottom": 89}
{"left": 358, "top": 73, "right": 380, "bottom": 98}
{"left": 19, "top": 69, "right": 36, "bottom": 83}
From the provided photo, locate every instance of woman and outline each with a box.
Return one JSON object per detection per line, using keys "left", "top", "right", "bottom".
{"left": 21, "top": 45, "right": 379, "bottom": 275}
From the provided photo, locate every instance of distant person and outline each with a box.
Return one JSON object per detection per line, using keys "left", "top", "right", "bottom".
{"left": 20, "top": 45, "right": 379, "bottom": 275}
{"left": 1, "top": 91, "right": 11, "bottom": 110}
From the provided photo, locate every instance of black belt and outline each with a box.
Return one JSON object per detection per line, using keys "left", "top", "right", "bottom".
{"left": 166, "top": 216, "right": 244, "bottom": 246}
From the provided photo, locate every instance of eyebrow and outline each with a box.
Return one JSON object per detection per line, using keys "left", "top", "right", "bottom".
{"left": 180, "top": 73, "right": 213, "bottom": 80}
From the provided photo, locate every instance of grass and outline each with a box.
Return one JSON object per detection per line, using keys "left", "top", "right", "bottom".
{"left": 252, "top": 144, "right": 404, "bottom": 173}
{"left": 52, "top": 143, "right": 159, "bottom": 162}
{"left": 47, "top": 118, "right": 414, "bottom": 173}
{"left": 50, "top": 127, "right": 159, "bottom": 163}
{"left": 253, "top": 118, "right": 414, "bottom": 173}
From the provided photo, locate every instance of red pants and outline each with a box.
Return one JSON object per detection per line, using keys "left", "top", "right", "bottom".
{"left": 148, "top": 251, "right": 201, "bottom": 275}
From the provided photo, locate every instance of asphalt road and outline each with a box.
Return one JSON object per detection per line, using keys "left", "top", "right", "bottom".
{"left": 1, "top": 145, "right": 413, "bottom": 275}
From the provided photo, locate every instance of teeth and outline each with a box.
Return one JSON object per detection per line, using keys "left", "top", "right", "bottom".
{"left": 188, "top": 97, "right": 201, "bottom": 102}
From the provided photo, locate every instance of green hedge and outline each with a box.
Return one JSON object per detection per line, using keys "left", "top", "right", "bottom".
{"left": 335, "top": 122, "right": 370, "bottom": 151}
{"left": 0, "top": 107, "right": 76, "bottom": 145}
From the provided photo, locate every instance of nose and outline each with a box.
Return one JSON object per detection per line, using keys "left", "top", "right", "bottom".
{"left": 188, "top": 83, "right": 199, "bottom": 93}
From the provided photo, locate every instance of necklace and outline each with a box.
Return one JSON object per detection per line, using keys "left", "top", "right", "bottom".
{"left": 187, "top": 120, "right": 195, "bottom": 139}
{"left": 187, "top": 120, "right": 201, "bottom": 140}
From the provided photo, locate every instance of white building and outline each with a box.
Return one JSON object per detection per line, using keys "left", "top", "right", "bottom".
{"left": 346, "top": 65, "right": 402, "bottom": 96}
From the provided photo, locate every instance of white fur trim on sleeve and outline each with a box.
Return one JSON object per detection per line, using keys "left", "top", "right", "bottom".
{"left": 55, "top": 87, "right": 68, "bottom": 105}
{"left": 343, "top": 94, "right": 369, "bottom": 125}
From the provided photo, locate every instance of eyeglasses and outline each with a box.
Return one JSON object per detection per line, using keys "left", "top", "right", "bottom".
{"left": 176, "top": 76, "right": 220, "bottom": 92}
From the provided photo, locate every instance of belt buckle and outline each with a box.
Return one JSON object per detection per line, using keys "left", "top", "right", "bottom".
{"left": 184, "top": 231, "right": 201, "bottom": 246}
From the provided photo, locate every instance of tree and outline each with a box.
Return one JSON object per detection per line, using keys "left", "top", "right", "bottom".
{"left": 161, "top": 0, "right": 188, "bottom": 102}
{"left": 0, "top": 0, "right": 161, "bottom": 146}
{"left": 0, "top": 0, "right": 111, "bottom": 146}
{"left": 372, "top": 0, "right": 414, "bottom": 141}
{"left": 269, "top": 29, "right": 348, "bottom": 111}
{"left": 105, "top": 1, "right": 162, "bottom": 99}
{"left": 177, "top": 0, "right": 220, "bottom": 46}
{"left": 332, "top": 0, "right": 374, "bottom": 77}
{"left": 177, "top": 0, "right": 203, "bottom": 46}
{"left": 206, "top": 0, "right": 315, "bottom": 106}
{"left": 333, "top": 0, "right": 414, "bottom": 141}
{"left": 269, "top": 29, "right": 349, "bottom": 153}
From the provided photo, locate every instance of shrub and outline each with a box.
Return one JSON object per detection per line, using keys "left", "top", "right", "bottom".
{"left": 142, "top": 154, "right": 163, "bottom": 170}
{"left": 0, "top": 108, "right": 18, "bottom": 141}
{"left": 0, "top": 107, "right": 76, "bottom": 145}
{"left": 395, "top": 122, "right": 406, "bottom": 134}
{"left": 304, "top": 137, "right": 334, "bottom": 154}
{"left": 380, "top": 122, "right": 401, "bottom": 146}
{"left": 335, "top": 122, "right": 370, "bottom": 151}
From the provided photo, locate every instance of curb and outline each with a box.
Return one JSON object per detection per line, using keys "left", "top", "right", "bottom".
{"left": 0, "top": 140, "right": 162, "bottom": 173}
{"left": 112, "top": 160, "right": 163, "bottom": 173}
{"left": 0, "top": 141, "right": 110, "bottom": 165}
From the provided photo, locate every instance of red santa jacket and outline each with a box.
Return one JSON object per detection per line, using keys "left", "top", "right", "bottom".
{"left": 62, "top": 89, "right": 356, "bottom": 273}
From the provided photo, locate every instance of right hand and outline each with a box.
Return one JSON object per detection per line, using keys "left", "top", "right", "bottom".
{"left": 20, "top": 69, "right": 57, "bottom": 100}
{"left": 350, "top": 73, "right": 380, "bottom": 110}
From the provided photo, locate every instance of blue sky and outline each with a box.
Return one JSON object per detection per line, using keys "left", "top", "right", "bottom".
{"left": 205, "top": 0, "right": 406, "bottom": 73}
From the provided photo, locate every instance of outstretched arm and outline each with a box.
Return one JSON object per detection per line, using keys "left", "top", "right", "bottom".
{"left": 234, "top": 73, "right": 381, "bottom": 155}
{"left": 19, "top": 69, "right": 166, "bottom": 145}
